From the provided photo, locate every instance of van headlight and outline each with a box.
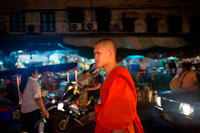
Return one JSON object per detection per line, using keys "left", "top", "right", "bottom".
{"left": 179, "top": 103, "right": 194, "bottom": 116}
{"left": 156, "top": 96, "right": 162, "bottom": 107}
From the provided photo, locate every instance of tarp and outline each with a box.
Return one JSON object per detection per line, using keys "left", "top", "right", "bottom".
{"left": 63, "top": 36, "right": 189, "bottom": 49}
{"left": 0, "top": 35, "right": 64, "bottom": 55}
{"left": 62, "top": 35, "right": 200, "bottom": 59}
{"left": 0, "top": 35, "right": 200, "bottom": 59}
{"left": 0, "top": 62, "right": 77, "bottom": 78}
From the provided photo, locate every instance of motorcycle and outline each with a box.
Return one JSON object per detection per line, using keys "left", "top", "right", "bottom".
{"left": 0, "top": 63, "right": 78, "bottom": 132}
{"left": 45, "top": 81, "right": 95, "bottom": 133}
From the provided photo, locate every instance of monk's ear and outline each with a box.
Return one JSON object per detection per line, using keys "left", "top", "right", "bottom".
{"left": 108, "top": 50, "right": 113, "bottom": 57}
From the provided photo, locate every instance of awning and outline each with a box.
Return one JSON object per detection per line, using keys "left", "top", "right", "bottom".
{"left": 0, "top": 35, "right": 199, "bottom": 59}
{"left": 0, "top": 62, "right": 77, "bottom": 78}
{"left": 62, "top": 35, "right": 194, "bottom": 58}
{"left": 63, "top": 36, "right": 189, "bottom": 49}
{"left": 0, "top": 35, "right": 64, "bottom": 55}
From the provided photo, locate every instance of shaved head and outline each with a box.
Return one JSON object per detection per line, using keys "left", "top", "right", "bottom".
{"left": 94, "top": 39, "right": 118, "bottom": 74}
{"left": 95, "top": 39, "right": 117, "bottom": 56}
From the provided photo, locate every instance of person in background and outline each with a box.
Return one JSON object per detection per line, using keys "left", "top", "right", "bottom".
{"left": 78, "top": 70, "right": 90, "bottom": 88}
{"left": 137, "top": 58, "right": 149, "bottom": 84}
{"left": 165, "top": 60, "right": 171, "bottom": 74}
{"left": 0, "top": 76, "right": 19, "bottom": 106}
{"left": 41, "top": 73, "right": 56, "bottom": 93}
{"left": 169, "top": 60, "right": 177, "bottom": 74}
{"left": 179, "top": 61, "right": 198, "bottom": 90}
{"left": 94, "top": 39, "right": 143, "bottom": 133}
{"left": 138, "top": 58, "right": 148, "bottom": 73}
{"left": 21, "top": 67, "right": 49, "bottom": 133}
{"left": 84, "top": 63, "right": 104, "bottom": 106}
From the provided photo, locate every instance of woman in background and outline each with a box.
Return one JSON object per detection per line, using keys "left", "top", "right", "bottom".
{"left": 20, "top": 67, "right": 49, "bottom": 133}
{"left": 179, "top": 62, "right": 198, "bottom": 90}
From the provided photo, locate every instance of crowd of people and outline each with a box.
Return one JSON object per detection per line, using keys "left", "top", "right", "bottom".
{"left": 2, "top": 38, "right": 200, "bottom": 133}
{"left": 0, "top": 38, "right": 144, "bottom": 133}
{"left": 170, "top": 61, "right": 198, "bottom": 91}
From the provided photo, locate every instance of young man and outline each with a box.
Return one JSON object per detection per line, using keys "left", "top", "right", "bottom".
{"left": 85, "top": 63, "right": 104, "bottom": 106}
{"left": 94, "top": 39, "right": 143, "bottom": 133}
{"left": 21, "top": 67, "right": 49, "bottom": 133}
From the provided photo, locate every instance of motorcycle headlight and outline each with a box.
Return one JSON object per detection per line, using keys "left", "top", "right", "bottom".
{"left": 52, "top": 100, "right": 55, "bottom": 103}
{"left": 179, "top": 103, "right": 194, "bottom": 116}
{"left": 68, "top": 86, "right": 73, "bottom": 90}
{"left": 156, "top": 96, "right": 161, "bottom": 107}
{"left": 57, "top": 102, "right": 65, "bottom": 111}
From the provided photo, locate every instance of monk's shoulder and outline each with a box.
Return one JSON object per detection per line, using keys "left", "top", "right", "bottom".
{"left": 107, "top": 66, "right": 132, "bottom": 84}
{"left": 111, "top": 76, "right": 128, "bottom": 90}
{"left": 113, "top": 66, "right": 134, "bottom": 85}
{"left": 112, "top": 68, "right": 130, "bottom": 83}
{"left": 114, "top": 66, "right": 129, "bottom": 74}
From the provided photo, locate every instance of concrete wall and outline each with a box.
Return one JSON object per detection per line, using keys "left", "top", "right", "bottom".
{"left": 0, "top": 0, "right": 200, "bottom": 35}
{"left": 0, "top": 0, "right": 200, "bottom": 9}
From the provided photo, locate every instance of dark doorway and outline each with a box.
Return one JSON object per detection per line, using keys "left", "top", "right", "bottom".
{"left": 147, "top": 18, "right": 159, "bottom": 33}
{"left": 67, "top": 7, "right": 84, "bottom": 23}
{"left": 122, "top": 18, "right": 135, "bottom": 32}
{"left": 96, "top": 8, "right": 111, "bottom": 32}
{"left": 167, "top": 16, "right": 182, "bottom": 33}
{"left": 189, "top": 16, "right": 200, "bottom": 33}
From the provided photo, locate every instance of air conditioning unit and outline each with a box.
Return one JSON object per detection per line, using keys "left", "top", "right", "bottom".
{"left": 27, "top": 25, "right": 35, "bottom": 33}
{"left": 83, "top": 22, "right": 97, "bottom": 31}
{"left": 70, "top": 23, "right": 82, "bottom": 31}
{"left": 110, "top": 21, "right": 122, "bottom": 31}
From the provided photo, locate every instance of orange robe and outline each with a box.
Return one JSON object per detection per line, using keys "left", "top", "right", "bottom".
{"left": 95, "top": 66, "right": 143, "bottom": 133}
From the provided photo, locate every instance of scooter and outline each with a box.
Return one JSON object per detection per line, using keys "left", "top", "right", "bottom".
{"left": 45, "top": 80, "right": 95, "bottom": 133}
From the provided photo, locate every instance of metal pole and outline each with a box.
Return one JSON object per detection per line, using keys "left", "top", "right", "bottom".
{"left": 75, "top": 70, "right": 77, "bottom": 82}
{"left": 67, "top": 72, "right": 69, "bottom": 82}
{"left": 16, "top": 76, "right": 22, "bottom": 104}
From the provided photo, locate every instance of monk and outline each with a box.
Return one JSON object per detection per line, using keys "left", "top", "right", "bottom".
{"left": 94, "top": 39, "right": 144, "bottom": 133}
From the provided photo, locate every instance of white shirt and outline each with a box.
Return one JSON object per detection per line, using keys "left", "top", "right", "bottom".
{"left": 21, "top": 77, "right": 41, "bottom": 113}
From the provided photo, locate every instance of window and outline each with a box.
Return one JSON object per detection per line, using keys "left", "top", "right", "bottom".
{"left": 122, "top": 18, "right": 136, "bottom": 32}
{"left": 167, "top": 16, "right": 182, "bottom": 33}
{"left": 41, "top": 12, "right": 55, "bottom": 32}
{"left": 10, "top": 12, "right": 25, "bottom": 32}
{"left": 67, "top": 7, "right": 84, "bottom": 23}
{"left": 0, "top": 17, "right": 6, "bottom": 32}
{"left": 96, "top": 8, "right": 111, "bottom": 32}
{"left": 189, "top": 16, "right": 200, "bottom": 33}
{"left": 147, "top": 18, "right": 159, "bottom": 33}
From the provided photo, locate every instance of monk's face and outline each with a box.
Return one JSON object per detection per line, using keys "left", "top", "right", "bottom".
{"left": 94, "top": 43, "right": 110, "bottom": 68}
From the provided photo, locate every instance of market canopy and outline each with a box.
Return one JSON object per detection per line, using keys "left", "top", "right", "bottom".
{"left": 0, "top": 35, "right": 65, "bottom": 55}
{"left": 0, "top": 35, "right": 200, "bottom": 59}
{"left": 63, "top": 36, "right": 188, "bottom": 49}
{"left": 62, "top": 35, "right": 200, "bottom": 58}
{"left": 0, "top": 62, "right": 77, "bottom": 78}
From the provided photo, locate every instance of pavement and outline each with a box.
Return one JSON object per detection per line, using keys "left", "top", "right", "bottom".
{"left": 138, "top": 105, "right": 200, "bottom": 133}
{"left": 1, "top": 106, "right": 200, "bottom": 133}
{"left": 0, "top": 120, "right": 21, "bottom": 133}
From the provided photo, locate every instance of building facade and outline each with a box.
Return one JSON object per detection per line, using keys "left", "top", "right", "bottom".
{"left": 0, "top": 0, "right": 200, "bottom": 58}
